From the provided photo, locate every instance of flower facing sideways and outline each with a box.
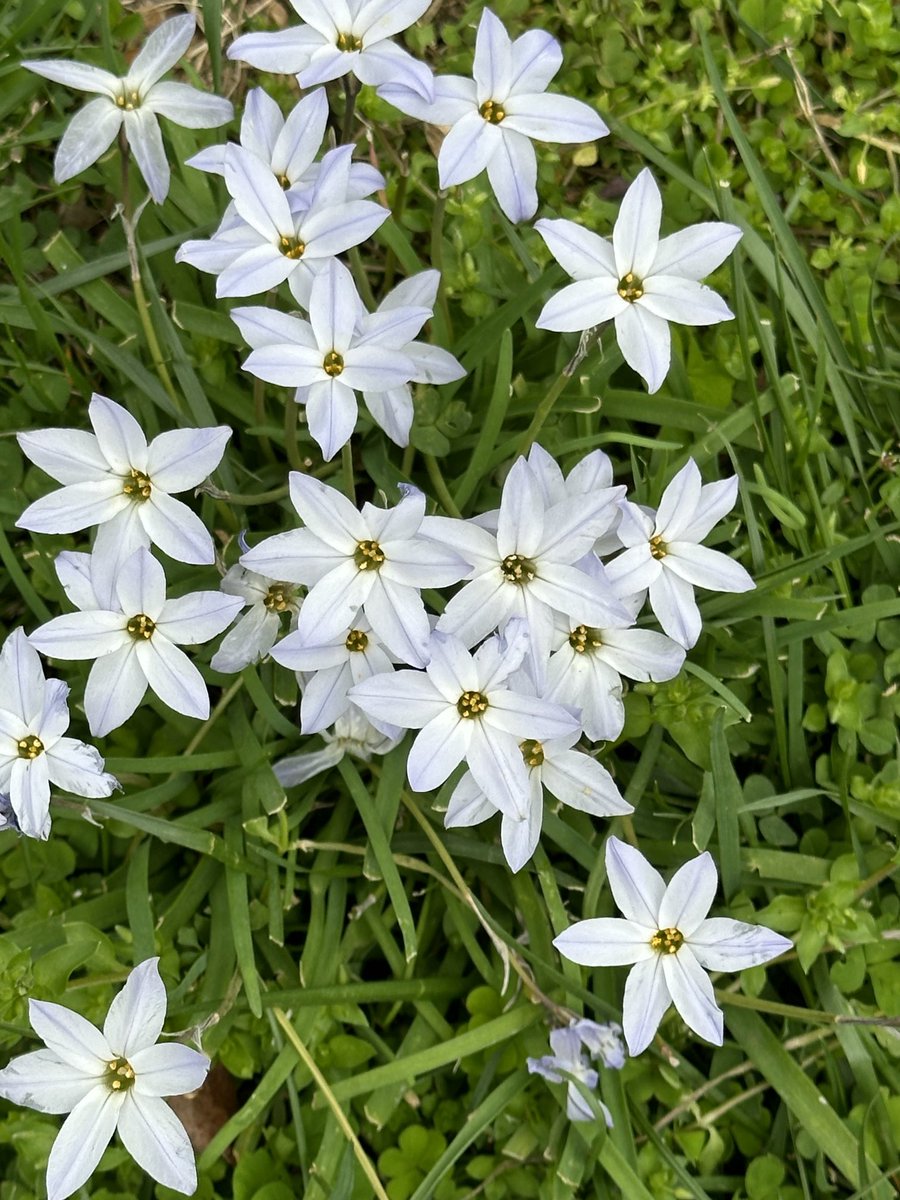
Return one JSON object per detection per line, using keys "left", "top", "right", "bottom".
{"left": 554, "top": 837, "right": 792, "bottom": 1056}
{"left": 0, "top": 958, "right": 209, "bottom": 1199}
{"left": 23, "top": 14, "right": 232, "bottom": 202}
{"left": 210, "top": 564, "right": 300, "bottom": 674}
{"left": 536, "top": 168, "right": 742, "bottom": 393}
{"left": 527, "top": 1024, "right": 619, "bottom": 1124}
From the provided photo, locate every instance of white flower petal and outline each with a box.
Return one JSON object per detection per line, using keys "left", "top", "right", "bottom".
{"left": 297, "top": 563, "right": 371, "bottom": 644}
{"left": 28, "top": 999, "right": 111, "bottom": 1071}
{"left": 677, "top": 476, "right": 739, "bottom": 544}
{"left": 364, "top": 387, "right": 413, "bottom": 446}
{"left": 502, "top": 92, "right": 608, "bottom": 143}
{"left": 486, "top": 128, "right": 537, "bottom": 223}
{"left": 614, "top": 303, "right": 671, "bottom": 394}
{"left": 541, "top": 750, "right": 632, "bottom": 817}
{"left": 497, "top": 458, "right": 544, "bottom": 558}
{"left": 227, "top": 26, "right": 324, "bottom": 73}
{"left": 146, "top": 426, "right": 231, "bottom": 492}
{"left": 23, "top": 59, "right": 118, "bottom": 96}
{"left": 407, "top": 707, "right": 468, "bottom": 791}
{"left": 272, "top": 87, "right": 328, "bottom": 180}
{"left": 534, "top": 217, "right": 616, "bottom": 281}
{"left": 300, "top": 198, "right": 389, "bottom": 258}
{"left": 0, "top": 628, "right": 47, "bottom": 724}
{"left": 17, "top": 479, "right": 128, "bottom": 535}
{"left": 0, "top": 1048, "right": 100, "bottom": 1114}
{"left": 289, "top": 471, "right": 366, "bottom": 547}
{"left": 217, "top": 244, "right": 295, "bottom": 297}
{"left": 103, "top": 958, "right": 166, "bottom": 1057}
{"left": 554, "top": 918, "right": 654, "bottom": 966}
{"left": 485, "top": 691, "right": 578, "bottom": 742}
{"left": 127, "top": 14, "right": 195, "bottom": 91}
{"left": 437, "top": 573, "right": 515, "bottom": 648}
{"left": 130, "top": 1042, "right": 210, "bottom": 1097}
{"left": 355, "top": 39, "right": 434, "bottom": 99}
{"left": 17, "top": 428, "right": 108, "bottom": 485}
{"left": 232, "top": 306, "right": 316, "bottom": 350}
{"left": 241, "top": 86, "right": 285, "bottom": 162}
{"left": 658, "top": 853, "right": 718, "bottom": 935}
{"left": 648, "top": 569, "right": 701, "bottom": 649}
{"left": 47, "top": 737, "right": 118, "bottom": 799}
{"left": 300, "top": 663, "right": 353, "bottom": 734}
{"left": 305, "top": 377, "right": 359, "bottom": 461}
{"left": 84, "top": 645, "right": 147, "bottom": 737}
{"left": 117, "top": 1091, "right": 198, "bottom": 1195}
{"left": 662, "top": 948, "right": 723, "bottom": 1045}
{"left": 596, "top": 628, "right": 686, "bottom": 683}
{"left": 355, "top": 0, "right": 431, "bottom": 42}
{"left": 536, "top": 277, "right": 623, "bottom": 333}
{"left": 211, "top": 605, "right": 280, "bottom": 673}
{"left": 10, "top": 756, "right": 51, "bottom": 841}
{"left": 654, "top": 459, "right": 702, "bottom": 539}
{"left": 364, "top": 576, "right": 431, "bottom": 667}
{"left": 508, "top": 28, "right": 562, "bottom": 92}
{"left": 309, "top": 258, "right": 360, "bottom": 354}
{"left": 603, "top": 544, "right": 660, "bottom": 597}
{"left": 438, "top": 111, "right": 499, "bottom": 189}
{"left": 157, "top": 592, "right": 243, "bottom": 645}
{"left": 665, "top": 542, "right": 755, "bottom": 593}
{"left": 639, "top": 275, "right": 734, "bottom": 326}
{"left": 143, "top": 82, "right": 232, "bottom": 129}
{"left": 298, "top": 44, "right": 354, "bottom": 89}
{"left": 445, "top": 772, "right": 494, "bottom": 828}
{"left": 225, "top": 144, "right": 292, "bottom": 240}
{"left": 605, "top": 836, "right": 665, "bottom": 926}
{"left": 499, "top": 779, "right": 543, "bottom": 870}
{"left": 651, "top": 222, "right": 742, "bottom": 280}
{"left": 123, "top": 108, "right": 169, "bottom": 204}
{"left": 136, "top": 639, "right": 209, "bottom": 720}
{"left": 139, "top": 491, "right": 215, "bottom": 565}
{"left": 241, "top": 527, "right": 345, "bottom": 584}
{"left": 53, "top": 98, "right": 122, "bottom": 183}
{"left": 349, "top": 669, "right": 445, "bottom": 729}
{"left": 473, "top": 7, "right": 512, "bottom": 102}
{"left": 689, "top": 918, "right": 793, "bottom": 972}
{"left": 46, "top": 1086, "right": 123, "bottom": 1200}
{"left": 612, "top": 168, "right": 662, "bottom": 279}
{"left": 379, "top": 74, "right": 476, "bottom": 123}
{"left": 622, "top": 955, "right": 671, "bottom": 1056}
{"left": 424, "top": 631, "right": 479, "bottom": 699}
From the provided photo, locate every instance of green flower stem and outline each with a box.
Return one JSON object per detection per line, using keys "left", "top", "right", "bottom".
{"left": 424, "top": 452, "right": 463, "bottom": 517}
{"left": 516, "top": 325, "right": 604, "bottom": 456}
{"left": 341, "top": 442, "right": 356, "bottom": 503}
{"left": 715, "top": 988, "right": 900, "bottom": 1027}
{"left": 341, "top": 74, "right": 360, "bottom": 145}
{"left": 430, "top": 188, "right": 453, "bottom": 341}
{"left": 118, "top": 134, "right": 181, "bottom": 411}
{"left": 198, "top": 483, "right": 290, "bottom": 506}
{"left": 284, "top": 399, "right": 305, "bottom": 473}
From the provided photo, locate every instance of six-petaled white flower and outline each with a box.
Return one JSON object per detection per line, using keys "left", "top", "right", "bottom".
{"left": 241, "top": 474, "right": 469, "bottom": 668}
{"left": 228, "top": 0, "right": 435, "bottom": 101}
{"left": 0, "top": 958, "right": 209, "bottom": 1199}
{"left": 554, "top": 837, "right": 792, "bottom": 1056}
{"left": 535, "top": 168, "right": 742, "bottom": 393}
{"left": 605, "top": 459, "right": 755, "bottom": 649}
{"left": 17, "top": 393, "right": 231, "bottom": 568}
{"left": 210, "top": 565, "right": 300, "bottom": 674}
{"left": 23, "top": 14, "right": 232, "bottom": 202}
{"left": 0, "top": 630, "right": 118, "bottom": 841}
{"left": 28, "top": 547, "right": 243, "bottom": 737}
{"left": 379, "top": 8, "right": 608, "bottom": 222}
{"left": 350, "top": 623, "right": 580, "bottom": 817}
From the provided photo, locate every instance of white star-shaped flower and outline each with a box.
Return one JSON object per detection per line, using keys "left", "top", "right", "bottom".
{"left": 0, "top": 630, "right": 118, "bottom": 841}
{"left": 23, "top": 14, "right": 232, "bottom": 203}
{"left": 228, "top": 0, "right": 434, "bottom": 101}
{"left": 379, "top": 8, "right": 608, "bottom": 223}
{"left": 17, "top": 393, "right": 231, "bottom": 567}
{"left": 0, "top": 958, "right": 209, "bottom": 1199}
{"left": 28, "top": 547, "right": 243, "bottom": 737}
{"left": 177, "top": 143, "right": 389, "bottom": 307}
{"left": 604, "top": 459, "right": 755, "bottom": 649}
{"left": 535, "top": 168, "right": 742, "bottom": 392}
{"left": 241, "top": 474, "right": 469, "bottom": 668}
{"left": 349, "top": 624, "right": 580, "bottom": 817}
{"left": 424, "top": 455, "right": 628, "bottom": 685}
{"left": 554, "top": 837, "right": 792, "bottom": 1055}
{"left": 210, "top": 565, "right": 300, "bottom": 674}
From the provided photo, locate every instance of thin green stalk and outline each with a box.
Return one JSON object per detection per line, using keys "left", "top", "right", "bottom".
{"left": 284, "top": 400, "right": 305, "bottom": 473}
{"left": 424, "top": 453, "right": 463, "bottom": 517}
{"left": 516, "top": 326, "right": 603, "bottom": 455}
{"left": 430, "top": 189, "right": 453, "bottom": 340}
{"left": 716, "top": 989, "right": 900, "bottom": 1027}
{"left": 199, "top": 483, "right": 290, "bottom": 506}
{"left": 341, "top": 443, "right": 356, "bottom": 503}
{"left": 341, "top": 75, "right": 360, "bottom": 144}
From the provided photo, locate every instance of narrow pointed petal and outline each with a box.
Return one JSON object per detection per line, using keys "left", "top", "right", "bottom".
{"left": 467, "top": 718, "right": 531, "bottom": 820}
{"left": 127, "top": 14, "right": 195, "bottom": 90}
{"left": 378, "top": 74, "right": 476, "bottom": 124}
{"left": 211, "top": 606, "right": 280, "bottom": 673}
{"left": 612, "top": 168, "right": 662, "bottom": 278}
{"left": 307, "top": 378, "right": 358, "bottom": 461}
{"left": 88, "top": 394, "right": 147, "bottom": 473}
{"left": 407, "top": 708, "right": 467, "bottom": 790}
{"left": 157, "top": 592, "right": 242, "bottom": 645}
{"left": 242, "top": 86, "right": 284, "bottom": 162}
{"left": 28, "top": 1000, "right": 110, "bottom": 1071}
{"left": 274, "top": 744, "right": 344, "bottom": 786}
{"left": 243, "top": 344, "right": 326, "bottom": 387}
{"left": 605, "top": 836, "right": 665, "bottom": 926}
{"left": 46, "top": 1087, "right": 123, "bottom": 1200}
{"left": 103, "top": 958, "right": 166, "bottom": 1057}
{"left": 300, "top": 663, "right": 353, "bottom": 734}
{"left": 298, "top": 46, "right": 354, "bottom": 89}
{"left": 648, "top": 569, "right": 701, "bottom": 649}
{"left": 139, "top": 491, "right": 215, "bottom": 565}
{"left": 349, "top": 669, "right": 445, "bottom": 729}
{"left": 143, "top": 83, "right": 232, "bottom": 129}
{"left": 84, "top": 645, "right": 147, "bottom": 737}
{"left": 217, "top": 244, "right": 295, "bottom": 297}
{"left": 137, "top": 639, "right": 209, "bottom": 719}
{"left": 662, "top": 948, "right": 723, "bottom": 1044}
{"left": 689, "top": 919, "right": 793, "bottom": 972}
{"left": 123, "top": 108, "right": 169, "bottom": 203}
{"left": 341, "top": 346, "right": 417, "bottom": 392}
{"left": 438, "top": 111, "right": 499, "bottom": 189}
{"left": 554, "top": 918, "right": 654, "bottom": 966}
{"left": 497, "top": 458, "right": 544, "bottom": 558}
{"left": 536, "top": 278, "right": 623, "bottom": 333}
{"left": 677, "top": 476, "right": 739, "bottom": 544}
{"left": 665, "top": 543, "right": 755, "bottom": 593}
{"left": 541, "top": 751, "right": 632, "bottom": 817}
{"left": 651, "top": 222, "right": 742, "bottom": 280}
{"left": 46, "top": 737, "right": 118, "bottom": 799}
{"left": 503, "top": 93, "right": 608, "bottom": 143}
{"left": 639, "top": 276, "right": 734, "bottom": 326}
{"left": 473, "top": 8, "right": 512, "bottom": 102}
{"left": 53, "top": 98, "right": 122, "bottom": 182}
{"left": 17, "top": 480, "right": 128, "bottom": 534}
{"left": 227, "top": 26, "right": 323, "bottom": 73}
{"left": 354, "top": 39, "right": 434, "bottom": 100}
{"left": 622, "top": 955, "right": 671, "bottom": 1056}
{"left": 231, "top": 306, "right": 315, "bottom": 350}
{"left": 115, "top": 546, "right": 165, "bottom": 618}
{"left": 405, "top": 343, "right": 465, "bottom": 384}
{"left": 28, "top": 612, "right": 128, "bottom": 661}
{"left": 146, "top": 426, "right": 231, "bottom": 492}
{"left": 486, "top": 128, "right": 537, "bottom": 223}
{"left": 310, "top": 258, "right": 360, "bottom": 353}
{"left": 289, "top": 471, "right": 366, "bottom": 546}
{"left": 598, "top": 628, "right": 686, "bottom": 683}
{"left": 379, "top": 539, "right": 468, "bottom": 589}
{"left": 499, "top": 779, "right": 543, "bottom": 870}
{"left": 508, "top": 28, "right": 562, "bottom": 92}
{"left": 241, "top": 527, "right": 345, "bottom": 584}
{"left": 295, "top": 564, "right": 371, "bottom": 644}
{"left": 225, "top": 144, "right": 292, "bottom": 239}
{"left": 485, "top": 691, "right": 578, "bottom": 741}
{"left": 529, "top": 565, "right": 626, "bottom": 626}
{"left": 658, "top": 853, "right": 718, "bottom": 935}
{"left": 300, "top": 199, "right": 389, "bottom": 257}
{"left": 364, "top": 576, "right": 430, "bottom": 667}
{"left": 130, "top": 1042, "right": 210, "bottom": 1097}
{"left": 445, "top": 772, "right": 494, "bottom": 828}
{"left": 364, "top": 387, "right": 413, "bottom": 446}
{"left": 117, "top": 1092, "right": 197, "bottom": 1194}
{"left": 438, "top": 573, "right": 514, "bottom": 648}
{"left": 0, "top": 628, "right": 47, "bottom": 724}
{"left": 17, "top": 428, "right": 108, "bottom": 485}
{"left": 535, "top": 217, "right": 616, "bottom": 281}
{"left": 424, "top": 631, "right": 479, "bottom": 699}
{"left": 614, "top": 303, "right": 671, "bottom": 393}
{"left": 10, "top": 757, "right": 51, "bottom": 839}
{"left": 273, "top": 87, "right": 328, "bottom": 179}
{"left": 654, "top": 460, "right": 702, "bottom": 539}
{"left": 0, "top": 1048, "right": 100, "bottom": 1113}
{"left": 23, "top": 59, "right": 119, "bottom": 95}
{"left": 355, "top": 0, "right": 430, "bottom": 41}
{"left": 603, "top": 544, "right": 660, "bottom": 597}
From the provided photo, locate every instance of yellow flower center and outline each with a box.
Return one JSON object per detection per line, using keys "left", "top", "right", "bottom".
{"left": 568, "top": 625, "right": 603, "bottom": 654}
{"left": 17, "top": 734, "right": 44, "bottom": 760}
{"left": 649, "top": 534, "right": 668, "bottom": 560}
{"left": 279, "top": 235, "right": 305, "bottom": 259}
{"left": 276, "top": 172, "right": 291, "bottom": 189}
{"left": 123, "top": 468, "right": 152, "bottom": 501}
{"left": 354, "top": 540, "right": 385, "bottom": 570}
{"left": 500, "top": 553, "right": 536, "bottom": 585}
{"left": 457, "top": 690, "right": 489, "bottom": 719}
{"left": 345, "top": 629, "right": 369, "bottom": 652}
{"left": 480, "top": 99, "right": 506, "bottom": 124}
{"left": 617, "top": 272, "right": 644, "bottom": 302}
{"left": 105, "top": 1056, "right": 135, "bottom": 1091}
{"left": 115, "top": 90, "right": 141, "bottom": 111}
{"left": 337, "top": 31, "right": 363, "bottom": 51}
{"left": 126, "top": 614, "right": 156, "bottom": 640}
{"left": 650, "top": 927, "right": 684, "bottom": 954}
{"left": 323, "top": 351, "right": 345, "bottom": 378}
{"left": 520, "top": 739, "right": 545, "bottom": 768}
{"left": 263, "top": 586, "right": 292, "bottom": 613}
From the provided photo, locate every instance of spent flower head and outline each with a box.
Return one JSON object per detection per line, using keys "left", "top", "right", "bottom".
{"left": 526, "top": 1026, "right": 613, "bottom": 1124}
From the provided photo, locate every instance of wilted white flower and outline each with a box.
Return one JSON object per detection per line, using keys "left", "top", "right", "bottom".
{"left": 379, "top": 8, "right": 608, "bottom": 222}
{"left": 17, "top": 393, "right": 231, "bottom": 568}
{"left": 273, "top": 708, "right": 402, "bottom": 786}
{"left": 0, "top": 958, "right": 209, "bottom": 1199}
{"left": 526, "top": 1026, "right": 613, "bottom": 1124}
{"left": 28, "top": 547, "right": 243, "bottom": 737}
{"left": 23, "top": 14, "right": 232, "bottom": 202}
{"left": 605, "top": 459, "right": 754, "bottom": 649}
{"left": 570, "top": 1018, "right": 626, "bottom": 1070}
{"left": 554, "top": 837, "right": 792, "bottom": 1055}
{"left": 0, "top": 630, "right": 118, "bottom": 841}
{"left": 536, "top": 168, "right": 742, "bottom": 392}
{"left": 210, "top": 565, "right": 300, "bottom": 674}
{"left": 241, "top": 474, "right": 469, "bottom": 668}
{"left": 228, "top": 0, "right": 434, "bottom": 100}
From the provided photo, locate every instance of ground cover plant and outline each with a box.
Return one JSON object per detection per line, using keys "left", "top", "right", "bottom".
{"left": 0, "top": 0, "right": 898, "bottom": 1197}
